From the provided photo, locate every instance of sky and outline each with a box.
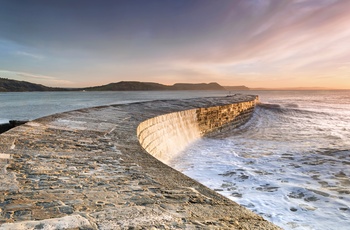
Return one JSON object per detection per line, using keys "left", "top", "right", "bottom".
{"left": 0, "top": 0, "right": 349, "bottom": 89}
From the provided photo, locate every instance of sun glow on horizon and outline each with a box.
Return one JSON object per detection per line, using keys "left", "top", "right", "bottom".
{"left": 0, "top": 0, "right": 349, "bottom": 89}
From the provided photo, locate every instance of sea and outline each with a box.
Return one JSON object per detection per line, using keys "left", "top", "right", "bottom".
{"left": 1, "top": 90, "right": 349, "bottom": 229}
{"left": 0, "top": 91, "right": 225, "bottom": 124}
{"left": 170, "top": 90, "right": 350, "bottom": 230}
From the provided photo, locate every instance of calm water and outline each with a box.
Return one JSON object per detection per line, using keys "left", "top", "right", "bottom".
{"left": 170, "top": 90, "right": 350, "bottom": 230}
{"left": 0, "top": 91, "right": 227, "bottom": 123}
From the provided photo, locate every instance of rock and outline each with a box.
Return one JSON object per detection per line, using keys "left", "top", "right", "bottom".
{"left": 0, "top": 120, "right": 28, "bottom": 134}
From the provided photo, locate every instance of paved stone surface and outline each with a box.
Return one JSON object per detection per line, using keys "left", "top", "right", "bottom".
{"left": 0, "top": 95, "right": 280, "bottom": 229}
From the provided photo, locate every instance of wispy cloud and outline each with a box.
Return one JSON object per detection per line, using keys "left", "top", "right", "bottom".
{"left": 15, "top": 51, "right": 44, "bottom": 59}
{"left": 0, "top": 70, "right": 73, "bottom": 86}
{"left": 0, "top": 0, "right": 349, "bottom": 88}
{"left": 1, "top": 69, "right": 53, "bottom": 80}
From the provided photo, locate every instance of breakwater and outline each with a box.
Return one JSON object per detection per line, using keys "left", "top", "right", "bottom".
{"left": 137, "top": 99, "right": 257, "bottom": 164}
{"left": 0, "top": 95, "right": 280, "bottom": 229}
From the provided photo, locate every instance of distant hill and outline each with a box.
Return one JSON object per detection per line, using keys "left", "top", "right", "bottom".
{"left": 171, "top": 82, "right": 224, "bottom": 90}
{"left": 224, "top": 85, "right": 250, "bottom": 90}
{"left": 84, "top": 81, "right": 169, "bottom": 91}
{"left": 0, "top": 78, "right": 244, "bottom": 92}
{"left": 84, "top": 81, "right": 226, "bottom": 91}
{"left": 0, "top": 78, "right": 66, "bottom": 92}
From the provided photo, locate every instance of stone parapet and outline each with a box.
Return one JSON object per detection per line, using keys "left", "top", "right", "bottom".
{"left": 137, "top": 109, "right": 200, "bottom": 163}
{"left": 197, "top": 99, "right": 258, "bottom": 135}
{"left": 137, "top": 97, "right": 259, "bottom": 163}
{"left": 0, "top": 95, "right": 280, "bottom": 229}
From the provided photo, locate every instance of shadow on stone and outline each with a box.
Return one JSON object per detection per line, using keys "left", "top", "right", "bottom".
{"left": 0, "top": 120, "right": 28, "bottom": 134}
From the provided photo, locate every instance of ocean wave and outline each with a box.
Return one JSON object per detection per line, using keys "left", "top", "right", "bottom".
{"left": 257, "top": 103, "right": 331, "bottom": 117}
{"left": 284, "top": 103, "right": 299, "bottom": 108}
{"left": 173, "top": 91, "right": 350, "bottom": 230}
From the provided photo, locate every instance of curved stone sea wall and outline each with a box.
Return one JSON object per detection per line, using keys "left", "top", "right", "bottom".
{"left": 0, "top": 95, "right": 280, "bottom": 230}
{"left": 137, "top": 109, "right": 200, "bottom": 163}
{"left": 137, "top": 99, "right": 258, "bottom": 163}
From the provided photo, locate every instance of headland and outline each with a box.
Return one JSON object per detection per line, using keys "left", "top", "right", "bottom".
{"left": 0, "top": 78, "right": 249, "bottom": 92}
{"left": 0, "top": 95, "right": 280, "bottom": 229}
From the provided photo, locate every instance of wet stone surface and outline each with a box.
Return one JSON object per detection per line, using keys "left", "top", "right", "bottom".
{"left": 0, "top": 96, "right": 280, "bottom": 229}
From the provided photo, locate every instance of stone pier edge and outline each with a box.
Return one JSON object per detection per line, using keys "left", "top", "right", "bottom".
{"left": 136, "top": 98, "right": 258, "bottom": 164}
{"left": 0, "top": 95, "right": 280, "bottom": 229}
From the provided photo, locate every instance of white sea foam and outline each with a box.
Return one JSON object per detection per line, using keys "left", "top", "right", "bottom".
{"left": 171, "top": 90, "right": 350, "bottom": 230}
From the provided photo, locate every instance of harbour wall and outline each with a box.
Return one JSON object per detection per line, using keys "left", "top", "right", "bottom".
{"left": 0, "top": 95, "right": 280, "bottom": 230}
{"left": 137, "top": 99, "right": 257, "bottom": 163}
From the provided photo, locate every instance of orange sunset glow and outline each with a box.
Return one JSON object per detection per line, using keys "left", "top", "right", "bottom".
{"left": 0, "top": 0, "right": 349, "bottom": 89}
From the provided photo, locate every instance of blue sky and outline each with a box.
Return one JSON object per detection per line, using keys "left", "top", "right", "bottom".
{"left": 0, "top": 0, "right": 349, "bottom": 88}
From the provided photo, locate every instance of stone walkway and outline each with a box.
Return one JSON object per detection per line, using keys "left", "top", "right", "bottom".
{"left": 0, "top": 96, "right": 280, "bottom": 229}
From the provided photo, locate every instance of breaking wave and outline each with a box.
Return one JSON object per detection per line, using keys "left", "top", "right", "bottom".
{"left": 171, "top": 91, "right": 350, "bottom": 230}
